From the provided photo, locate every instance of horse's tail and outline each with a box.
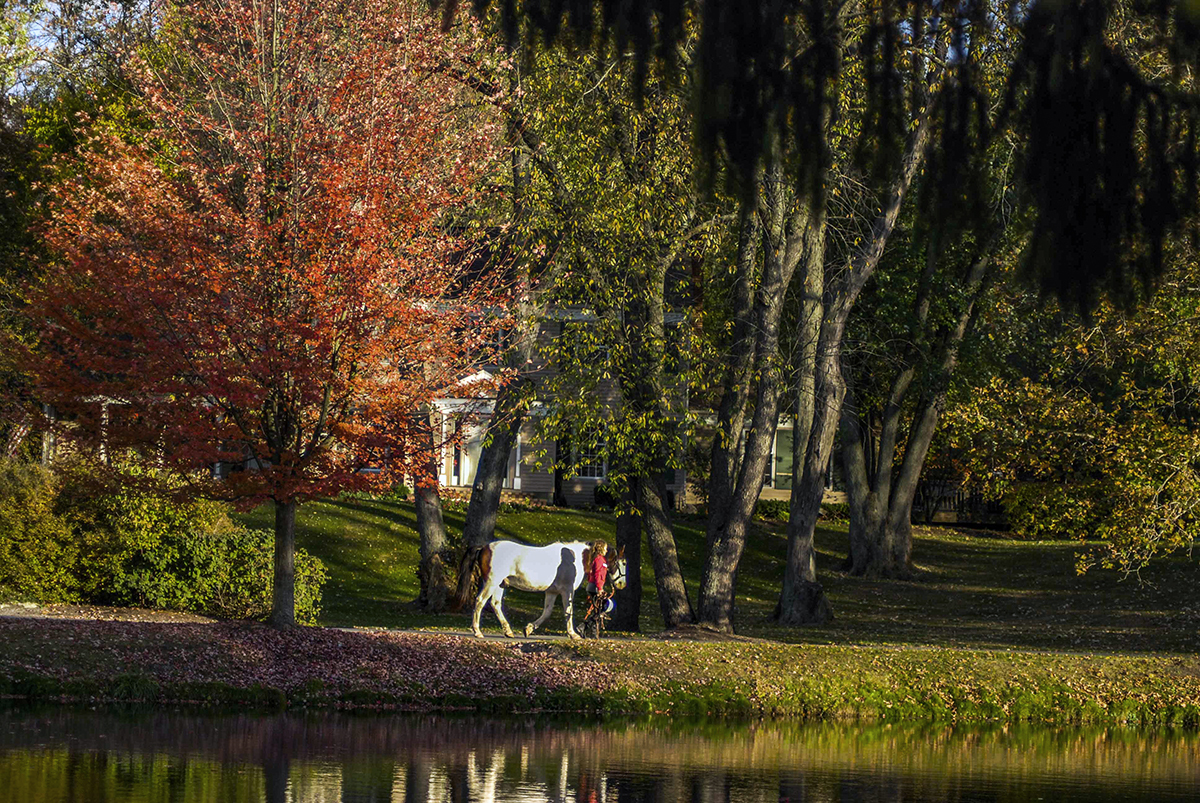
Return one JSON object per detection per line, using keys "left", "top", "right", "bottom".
{"left": 452, "top": 544, "right": 492, "bottom": 612}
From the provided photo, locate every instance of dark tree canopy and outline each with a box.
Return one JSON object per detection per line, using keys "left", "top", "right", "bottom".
{"left": 452, "top": 0, "right": 1200, "bottom": 314}
{"left": 1012, "top": 0, "right": 1200, "bottom": 312}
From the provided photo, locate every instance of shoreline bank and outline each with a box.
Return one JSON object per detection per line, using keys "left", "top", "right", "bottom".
{"left": 3, "top": 615, "right": 1199, "bottom": 727}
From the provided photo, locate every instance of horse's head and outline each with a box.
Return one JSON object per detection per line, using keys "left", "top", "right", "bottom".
{"left": 609, "top": 545, "right": 627, "bottom": 590}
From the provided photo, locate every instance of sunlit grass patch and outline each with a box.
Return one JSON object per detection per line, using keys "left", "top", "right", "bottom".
{"left": 236, "top": 498, "right": 1200, "bottom": 656}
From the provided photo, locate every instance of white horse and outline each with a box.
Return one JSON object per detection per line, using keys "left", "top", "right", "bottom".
{"left": 453, "top": 540, "right": 627, "bottom": 639}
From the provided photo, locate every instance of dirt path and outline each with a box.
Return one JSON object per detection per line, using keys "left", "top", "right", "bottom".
{"left": 0, "top": 602, "right": 216, "bottom": 624}
{"left": 0, "top": 602, "right": 771, "bottom": 644}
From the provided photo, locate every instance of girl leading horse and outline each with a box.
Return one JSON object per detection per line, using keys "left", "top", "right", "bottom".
{"left": 453, "top": 540, "right": 627, "bottom": 639}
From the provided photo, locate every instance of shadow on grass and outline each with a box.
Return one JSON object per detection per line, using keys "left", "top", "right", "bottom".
{"left": 239, "top": 498, "right": 1200, "bottom": 654}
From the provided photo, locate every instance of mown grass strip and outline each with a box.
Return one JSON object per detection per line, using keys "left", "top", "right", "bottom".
{"left": 3, "top": 620, "right": 1198, "bottom": 727}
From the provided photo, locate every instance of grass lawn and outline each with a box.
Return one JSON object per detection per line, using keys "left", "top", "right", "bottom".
{"left": 5, "top": 497, "right": 1199, "bottom": 723}
{"left": 239, "top": 499, "right": 1200, "bottom": 656}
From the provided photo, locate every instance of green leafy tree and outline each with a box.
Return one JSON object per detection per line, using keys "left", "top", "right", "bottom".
{"left": 944, "top": 257, "right": 1200, "bottom": 575}
{"left": 520, "top": 40, "right": 731, "bottom": 629}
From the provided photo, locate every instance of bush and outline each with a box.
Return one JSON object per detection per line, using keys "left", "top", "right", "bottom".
{"left": 200, "top": 524, "right": 326, "bottom": 623}
{"left": 439, "top": 489, "right": 550, "bottom": 514}
{"left": 819, "top": 502, "right": 850, "bottom": 522}
{"left": 0, "top": 460, "right": 326, "bottom": 622}
{"left": 55, "top": 471, "right": 231, "bottom": 602}
{"left": 750, "top": 499, "right": 849, "bottom": 524}
{"left": 0, "top": 459, "right": 79, "bottom": 602}
{"left": 593, "top": 482, "right": 618, "bottom": 508}
{"left": 112, "top": 517, "right": 326, "bottom": 624}
{"left": 1002, "top": 481, "right": 1112, "bottom": 540}
{"left": 340, "top": 482, "right": 410, "bottom": 503}
{"left": 754, "top": 499, "right": 790, "bottom": 522}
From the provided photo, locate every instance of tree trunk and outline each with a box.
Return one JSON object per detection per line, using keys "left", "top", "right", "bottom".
{"left": 414, "top": 408, "right": 452, "bottom": 611}
{"left": 841, "top": 232, "right": 1000, "bottom": 579}
{"left": 638, "top": 470, "right": 694, "bottom": 628}
{"left": 461, "top": 83, "right": 544, "bottom": 547}
{"left": 706, "top": 207, "right": 761, "bottom": 543}
{"left": 609, "top": 480, "right": 643, "bottom": 632}
{"left": 841, "top": 387, "right": 918, "bottom": 579}
{"left": 415, "top": 479, "right": 450, "bottom": 610}
{"left": 552, "top": 436, "right": 569, "bottom": 506}
{"left": 773, "top": 213, "right": 836, "bottom": 625}
{"left": 774, "top": 314, "right": 840, "bottom": 625}
{"left": 269, "top": 497, "right": 297, "bottom": 628}
{"left": 609, "top": 220, "right": 696, "bottom": 631}
{"left": 698, "top": 161, "right": 812, "bottom": 632}
{"left": 842, "top": 399, "right": 884, "bottom": 575}
{"left": 40, "top": 404, "right": 56, "bottom": 467}
{"left": 461, "top": 373, "right": 530, "bottom": 549}
{"left": 774, "top": 64, "right": 941, "bottom": 623}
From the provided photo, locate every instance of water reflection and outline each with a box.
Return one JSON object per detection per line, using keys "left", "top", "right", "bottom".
{"left": 2, "top": 706, "right": 1198, "bottom": 802}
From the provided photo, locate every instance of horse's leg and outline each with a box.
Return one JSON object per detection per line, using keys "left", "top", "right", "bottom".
{"left": 525, "top": 590, "right": 558, "bottom": 637}
{"left": 561, "top": 589, "right": 582, "bottom": 640}
{"left": 471, "top": 587, "right": 489, "bottom": 638}
{"left": 490, "top": 584, "right": 516, "bottom": 638}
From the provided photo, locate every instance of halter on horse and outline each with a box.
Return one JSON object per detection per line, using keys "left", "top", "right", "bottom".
{"left": 453, "top": 540, "right": 627, "bottom": 639}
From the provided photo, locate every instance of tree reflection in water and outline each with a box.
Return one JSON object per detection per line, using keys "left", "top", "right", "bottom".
{"left": 1, "top": 707, "right": 1198, "bottom": 802}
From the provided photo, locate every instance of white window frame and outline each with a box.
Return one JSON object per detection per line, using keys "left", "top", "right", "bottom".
{"left": 575, "top": 440, "right": 607, "bottom": 480}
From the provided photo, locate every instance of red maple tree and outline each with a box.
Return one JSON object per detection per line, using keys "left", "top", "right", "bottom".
{"left": 22, "top": 0, "right": 502, "bottom": 626}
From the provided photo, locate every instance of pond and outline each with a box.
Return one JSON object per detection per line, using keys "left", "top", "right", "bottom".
{"left": 2, "top": 705, "right": 1197, "bottom": 802}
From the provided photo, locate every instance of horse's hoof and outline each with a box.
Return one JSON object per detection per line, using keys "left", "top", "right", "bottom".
{"left": 524, "top": 623, "right": 535, "bottom": 637}
{"left": 504, "top": 630, "right": 516, "bottom": 638}
{"left": 472, "top": 630, "right": 484, "bottom": 638}
{"left": 568, "top": 631, "right": 582, "bottom": 641}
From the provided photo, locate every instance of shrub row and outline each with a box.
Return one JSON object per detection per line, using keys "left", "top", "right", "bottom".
{"left": 438, "top": 488, "right": 551, "bottom": 514}
{"left": 0, "top": 459, "right": 325, "bottom": 623}
{"left": 1001, "top": 481, "right": 1111, "bottom": 540}
{"left": 751, "top": 499, "right": 850, "bottom": 523}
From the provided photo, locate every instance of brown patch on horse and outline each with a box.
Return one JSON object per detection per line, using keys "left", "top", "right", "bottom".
{"left": 479, "top": 543, "right": 492, "bottom": 584}
{"left": 451, "top": 543, "right": 493, "bottom": 611}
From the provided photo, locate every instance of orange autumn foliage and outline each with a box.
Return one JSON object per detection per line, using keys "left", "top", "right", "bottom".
{"left": 23, "top": 0, "right": 503, "bottom": 505}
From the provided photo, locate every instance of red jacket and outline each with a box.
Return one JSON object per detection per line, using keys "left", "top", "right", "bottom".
{"left": 588, "top": 553, "right": 608, "bottom": 588}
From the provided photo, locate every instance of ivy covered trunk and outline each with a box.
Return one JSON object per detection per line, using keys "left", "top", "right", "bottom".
{"left": 621, "top": 256, "right": 695, "bottom": 629}
{"left": 705, "top": 208, "right": 760, "bottom": 548}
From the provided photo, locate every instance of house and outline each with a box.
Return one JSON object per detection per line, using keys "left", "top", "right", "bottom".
{"left": 430, "top": 309, "right": 690, "bottom": 507}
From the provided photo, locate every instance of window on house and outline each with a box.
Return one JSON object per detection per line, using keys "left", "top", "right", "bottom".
{"left": 775, "top": 429, "right": 794, "bottom": 490}
{"left": 575, "top": 440, "right": 606, "bottom": 479}
{"left": 560, "top": 320, "right": 609, "bottom": 365}
{"left": 486, "top": 325, "right": 511, "bottom": 363}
